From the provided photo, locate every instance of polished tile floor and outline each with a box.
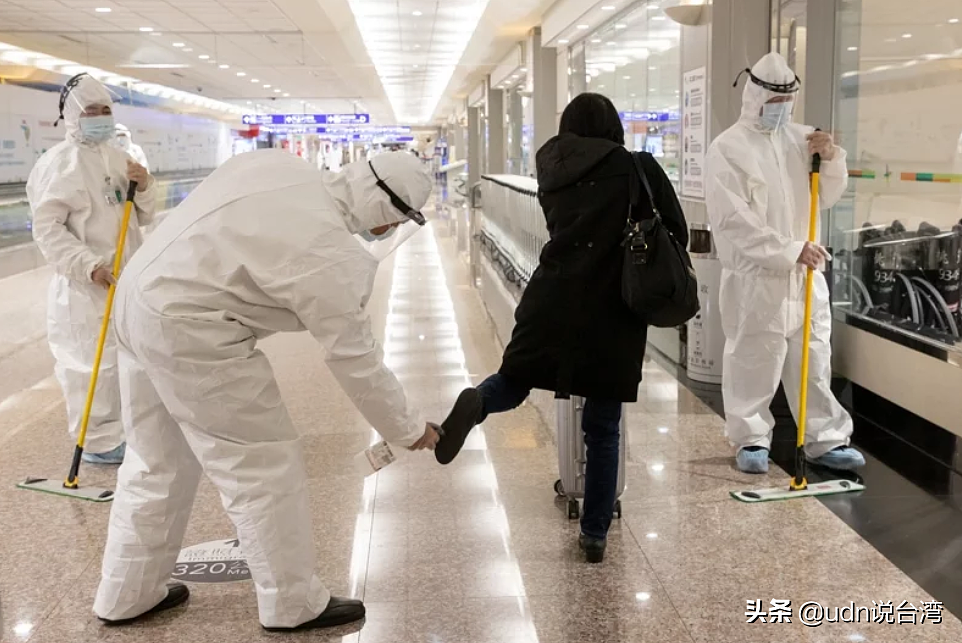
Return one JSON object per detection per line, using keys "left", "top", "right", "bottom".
{"left": 2, "top": 223, "right": 962, "bottom": 642}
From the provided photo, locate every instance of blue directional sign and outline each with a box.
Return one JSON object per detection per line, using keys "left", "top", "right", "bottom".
{"left": 619, "top": 111, "right": 679, "bottom": 122}
{"left": 241, "top": 113, "right": 371, "bottom": 126}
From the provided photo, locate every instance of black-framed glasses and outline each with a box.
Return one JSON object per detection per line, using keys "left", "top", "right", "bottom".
{"left": 369, "top": 161, "right": 426, "bottom": 226}
{"left": 55, "top": 72, "right": 90, "bottom": 127}
{"left": 733, "top": 68, "right": 800, "bottom": 94}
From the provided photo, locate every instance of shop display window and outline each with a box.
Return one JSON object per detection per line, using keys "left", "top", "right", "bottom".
{"left": 572, "top": 1, "right": 682, "bottom": 186}
{"left": 829, "top": 0, "right": 962, "bottom": 356}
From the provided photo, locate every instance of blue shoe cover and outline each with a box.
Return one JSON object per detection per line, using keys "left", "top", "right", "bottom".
{"left": 736, "top": 447, "right": 770, "bottom": 474}
{"left": 807, "top": 446, "right": 865, "bottom": 471}
{"left": 82, "top": 442, "right": 126, "bottom": 465}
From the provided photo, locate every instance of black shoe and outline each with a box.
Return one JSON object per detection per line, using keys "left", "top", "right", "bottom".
{"left": 99, "top": 583, "right": 190, "bottom": 626}
{"left": 579, "top": 534, "right": 607, "bottom": 564}
{"left": 435, "top": 388, "right": 483, "bottom": 465}
{"left": 263, "top": 596, "right": 366, "bottom": 632}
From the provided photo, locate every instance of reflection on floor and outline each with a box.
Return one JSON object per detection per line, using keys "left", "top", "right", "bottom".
{"left": 1, "top": 223, "right": 962, "bottom": 642}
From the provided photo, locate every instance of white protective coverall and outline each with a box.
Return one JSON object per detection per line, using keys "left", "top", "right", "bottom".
{"left": 94, "top": 149, "right": 433, "bottom": 627}
{"left": 26, "top": 76, "right": 157, "bottom": 454}
{"left": 114, "top": 123, "right": 150, "bottom": 170}
{"left": 705, "top": 52, "right": 854, "bottom": 457}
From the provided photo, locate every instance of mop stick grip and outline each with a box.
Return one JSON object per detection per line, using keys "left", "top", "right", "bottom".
{"left": 65, "top": 180, "right": 138, "bottom": 488}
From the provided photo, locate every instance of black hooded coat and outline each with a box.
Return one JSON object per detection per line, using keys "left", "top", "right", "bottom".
{"left": 497, "top": 133, "right": 689, "bottom": 402}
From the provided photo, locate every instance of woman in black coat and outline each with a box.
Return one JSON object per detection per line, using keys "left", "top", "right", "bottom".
{"left": 434, "top": 93, "right": 688, "bottom": 562}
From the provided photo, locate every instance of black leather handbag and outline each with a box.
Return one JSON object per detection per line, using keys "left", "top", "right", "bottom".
{"left": 621, "top": 153, "right": 700, "bottom": 328}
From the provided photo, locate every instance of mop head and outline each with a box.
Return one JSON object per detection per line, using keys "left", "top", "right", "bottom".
{"left": 730, "top": 479, "right": 864, "bottom": 503}
{"left": 17, "top": 477, "right": 114, "bottom": 502}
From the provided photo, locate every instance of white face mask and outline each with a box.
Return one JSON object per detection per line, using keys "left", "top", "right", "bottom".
{"left": 759, "top": 101, "right": 792, "bottom": 130}
{"left": 79, "top": 115, "right": 116, "bottom": 143}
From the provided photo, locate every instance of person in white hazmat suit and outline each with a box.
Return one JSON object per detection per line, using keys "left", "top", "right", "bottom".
{"left": 93, "top": 150, "right": 439, "bottom": 630}
{"left": 113, "top": 123, "right": 149, "bottom": 171}
{"left": 26, "top": 73, "right": 156, "bottom": 465}
{"left": 705, "top": 52, "right": 865, "bottom": 474}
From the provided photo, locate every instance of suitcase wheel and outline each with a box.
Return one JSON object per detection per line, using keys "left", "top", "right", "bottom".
{"left": 567, "top": 498, "right": 580, "bottom": 520}
{"left": 614, "top": 499, "right": 623, "bottom": 520}
{"left": 554, "top": 479, "right": 565, "bottom": 497}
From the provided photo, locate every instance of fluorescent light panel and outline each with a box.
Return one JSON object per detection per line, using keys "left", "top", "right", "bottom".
{"left": 348, "top": 0, "right": 490, "bottom": 123}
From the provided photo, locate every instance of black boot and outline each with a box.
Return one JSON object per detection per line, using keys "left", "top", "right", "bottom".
{"left": 262, "top": 597, "right": 366, "bottom": 632}
{"left": 579, "top": 534, "right": 607, "bottom": 564}
{"left": 435, "top": 388, "right": 484, "bottom": 465}
{"left": 99, "top": 583, "right": 190, "bottom": 626}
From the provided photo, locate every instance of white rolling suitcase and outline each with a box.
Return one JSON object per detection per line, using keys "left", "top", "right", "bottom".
{"left": 553, "top": 396, "right": 628, "bottom": 520}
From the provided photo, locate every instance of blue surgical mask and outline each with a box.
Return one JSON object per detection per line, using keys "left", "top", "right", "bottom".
{"left": 80, "top": 115, "right": 116, "bottom": 143}
{"left": 359, "top": 225, "right": 398, "bottom": 243}
{"left": 759, "top": 102, "right": 792, "bottom": 130}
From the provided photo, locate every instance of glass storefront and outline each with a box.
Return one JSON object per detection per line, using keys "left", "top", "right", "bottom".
{"left": 569, "top": 1, "right": 682, "bottom": 187}
{"left": 829, "top": 0, "right": 962, "bottom": 356}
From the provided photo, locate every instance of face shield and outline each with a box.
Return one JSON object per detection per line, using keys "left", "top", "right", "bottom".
{"left": 355, "top": 160, "right": 428, "bottom": 261}
{"left": 733, "top": 53, "right": 801, "bottom": 130}
{"left": 57, "top": 73, "right": 121, "bottom": 144}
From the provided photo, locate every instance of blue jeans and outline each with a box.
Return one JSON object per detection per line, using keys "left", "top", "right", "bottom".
{"left": 476, "top": 374, "right": 622, "bottom": 539}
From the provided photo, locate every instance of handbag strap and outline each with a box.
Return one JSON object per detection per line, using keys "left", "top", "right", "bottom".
{"left": 629, "top": 152, "right": 660, "bottom": 222}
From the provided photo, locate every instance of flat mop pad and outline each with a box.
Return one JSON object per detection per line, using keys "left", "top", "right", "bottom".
{"left": 17, "top": 477, "right": 114, "bottom": 502}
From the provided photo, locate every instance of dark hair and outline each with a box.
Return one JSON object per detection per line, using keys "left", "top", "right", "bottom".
{"left": 558, "top": 92, "right": 625, "bottom": 145}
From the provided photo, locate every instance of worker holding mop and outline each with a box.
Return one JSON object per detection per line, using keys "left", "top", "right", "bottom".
{"left": 26, "top": 73, "right": 156, "bottom": 465}
{"left": 705, "top": 52, "right": 864, "bottom": 475}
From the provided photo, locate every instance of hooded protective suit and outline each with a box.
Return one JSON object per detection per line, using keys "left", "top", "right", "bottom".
{"left": 114, "top": 123, "right": 150, "bottom": 171}
{"left": 705, "top": 52, "right": 853, "bottom": 457}
{"left": 26, "top": 75, "right": 157, "bottom": 454}
{"left": 94, "top": 149, "right": 433, "bottom": 628}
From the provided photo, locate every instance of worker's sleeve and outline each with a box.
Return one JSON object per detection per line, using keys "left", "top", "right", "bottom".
{"left": 265, "top": 245, "right": 423, "bottom": 448}
{"left": 27, "top": 167, "right": 104, "bottom": 282}
{"left": 705, "top": 146, "right": 804, "bottom": 272}
{"left": 132, "top": 175, "right": 159, "bottom": 227}
{"left": 817, "top": 145, "right": 848, "bottom": 211}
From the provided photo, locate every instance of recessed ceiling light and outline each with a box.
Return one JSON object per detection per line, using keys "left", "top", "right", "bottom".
{"left": 951, "top": 18, "right": 960, "bottom": 24}
{"left": 902, "top": 32, "right": 912, "bottom": 38}
{"left": 172, "top": 42, "right": 185, "bottom": 47}
{"left": 219, "top": 64, "right": 229, "bottom": 69}
{"left": 636, "top": 592, "right": 651, "bottom": 602}
{"left": 615, "top": 23, "right": 627, "bottom": 29}
{"left": 602, "top": 5, "right": 616, "bottom": 10}
{"left": 646, "top": 532, "right": 658, "bottom": 539}
{"left": 630, "top": 93, "right": 636, "bottom": 97}
{"left": 199, "top": 54, "right": 209, "bottom": 59}
{"left": 139, "top": 26, "right": 153, "bottom": 32}
{"left": 520, "top": 66, "right": 527, "bottom": 72}
{"left": 251, "top": 78, "right": 259, "bottom": 82}
{"left": 183, "top": 48, "right": 193, "bottom": 52}
{"left": 577, "top": 24, "right": 590, "bottom": 30}
{"left": 236, "top": 72, "right": 246, "bottom": 76}
{"left": 283, "top": 93, "right": 290, "bottom": 97}
{"left": 273, "top": 88, "right": 281, "bottom": 93}
{"left": 591, "top": 38, "right": 602, "bottom": 43}
{"left": 607, "top": 41, "right": 616, "bottom": 45}
{"left": 263, "top": 84, "right": 271, "bottom": 88}
{"left": 558, "top": 39, "right": 569, "bottom": 44}
{"left": 623, "top": 75, "right": 631, "bottom": 80}
{"left": 95, "top": 7, "right": 111, "bottom": 12}
{"left": 847, "top": 46, "right": 858, "bottom": 51}
{"left": 150, "top": 32, "right": 161, "bottom": 36}
{"left": 412, "top": 10, "right": 422, "bottom": 16}
{"left": 649, "top": 65, "right": 657, "bottom": 70}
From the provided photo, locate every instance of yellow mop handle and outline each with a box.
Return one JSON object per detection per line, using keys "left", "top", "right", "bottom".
{"left": 64, "top": 180, "right": 138, "bottom": 488}
{"left": 791, "top": 150, "right": 821, "bottom": 492}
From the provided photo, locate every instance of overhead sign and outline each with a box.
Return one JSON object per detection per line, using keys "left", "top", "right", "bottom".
{"left": 620, "top": 111, "right": 679, "bottom": 122}
{"left": 266, "top": 126, "right": 410, "bottom": 135}
{"left": 242, "top": 113, "right": 371, "bottom": 126}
